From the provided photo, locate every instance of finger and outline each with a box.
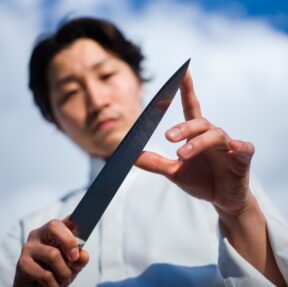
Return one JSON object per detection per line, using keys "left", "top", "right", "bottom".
{"left": 71, "top": 249, "right": 89, "bottom": 272}
{"left": 180, "top": 70, "right": 202, "bottom": 120}
{"left": 136, "top": 151, "right": 179, "bottom": 177}
{"left": 228, "top": 139, "right": 255, "bottom": 165}
{"left": 166, "top": 118, "right": 213, "bottom": 142}
{"left": 15, "top": 256, "right": 59, "bottom": 287}
{"left": 39, "top": 219, "right": 79, "bottom": 262}
{"left": 177, "top": 127, "right": 230, "bottom": 159}
{"left": 29, "top": 243, "right": 73, "bottom": 285}
{"left": 64, "top": 217, "right": 77, "bottom": 234}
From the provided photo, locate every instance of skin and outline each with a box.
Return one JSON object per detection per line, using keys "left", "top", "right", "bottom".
{"left": 48, "top": 38, "right": 143, "bottom": 159}
{"left": 14, "top": 39, "right": 286, "bottom": 286}
{"left": 14, "top": 39, "right": 143, "bottom": 287}
{"left": 13, "top": 220, "right": 89, "bottom": 287}
{"left": 137, "top": 71, "right": 286, "bottom": 286}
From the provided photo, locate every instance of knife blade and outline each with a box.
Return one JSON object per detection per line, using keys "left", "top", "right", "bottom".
{"left": 69, "top": 58, "right": 190, "bottom": 247}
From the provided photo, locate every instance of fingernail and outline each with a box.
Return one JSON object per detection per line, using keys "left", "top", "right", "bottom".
{"left": 69, "top": 247, "right": 79, "bottom": 261}
{"left": 167, "top": 127, "right": 181, "bottom": 138}
{"left": 179, "top": 143, "right": 193, "bottom": 157}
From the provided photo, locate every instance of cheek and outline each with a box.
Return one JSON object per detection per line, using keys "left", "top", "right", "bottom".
{"left": 53, "top": 100, "right": 87, "bottom": 135}
{"left": 125, "top": 82, "right": 143, "bottom": 114}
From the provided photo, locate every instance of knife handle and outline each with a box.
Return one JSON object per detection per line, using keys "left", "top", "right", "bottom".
{"left": 76, "top": 236, "right": 85, "bottom": 249}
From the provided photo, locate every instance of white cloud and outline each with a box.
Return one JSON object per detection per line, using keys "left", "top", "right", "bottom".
{"left": 0, "top": 0, "right": 287, "bottom": 236}
{"left": 0, "top": 2, "right": 90, "bottom": 236}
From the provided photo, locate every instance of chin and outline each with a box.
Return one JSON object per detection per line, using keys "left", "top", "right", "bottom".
{"left": 88, "top": 128, "right": 128, "bottom": 158}
{"left": 96, "top": 136, "right": 125, "bottom": 158}
{"left": 108, "top": 135, "right": 124, "bottom": 152}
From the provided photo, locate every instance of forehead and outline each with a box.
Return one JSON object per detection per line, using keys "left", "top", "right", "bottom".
{"left": 52, "top": 38, "right": 113, "bottom": 69}
{"left": 48, "top": 38, "right": 118, "bottom": 88}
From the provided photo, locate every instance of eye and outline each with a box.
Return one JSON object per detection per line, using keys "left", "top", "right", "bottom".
{"left": 100, "top": 72, "right": 116, "bottom": 81}
{"left": 58, "top": 89, "right": 79, "bottom": 106}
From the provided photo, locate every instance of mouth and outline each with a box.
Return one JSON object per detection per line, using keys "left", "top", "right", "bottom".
{"left": 91, "top": 118, "right": 118, "bottom": 133}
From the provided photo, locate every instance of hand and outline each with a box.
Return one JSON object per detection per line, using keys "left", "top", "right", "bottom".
{"left": 137, "top": 71, "right": 288, "bottom": 286}
{"left": 13, "top": 219, "right": 89, "bottom": 287}
{"left": 137, "top": 71, "right": 255, "bottom": 216}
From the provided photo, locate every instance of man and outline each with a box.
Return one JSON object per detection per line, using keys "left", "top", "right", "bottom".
{"left": 0, "top": 17, "right": 287, "bottom": 286}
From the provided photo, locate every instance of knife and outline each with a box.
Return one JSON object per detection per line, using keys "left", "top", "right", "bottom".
{"left": 69, "top": 58, "right": 190, "bottom": 247}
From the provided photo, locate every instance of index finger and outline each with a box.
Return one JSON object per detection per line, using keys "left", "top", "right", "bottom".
{"left": 39, "top": 219, "right": 79, "bottom": 262}
{"left": 180, "top": 70, "right": 202, "bottom": 120}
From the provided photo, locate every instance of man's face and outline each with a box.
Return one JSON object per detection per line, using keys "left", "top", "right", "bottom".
{"left": 48, "top": 38, "right": 143, "bottom": 158}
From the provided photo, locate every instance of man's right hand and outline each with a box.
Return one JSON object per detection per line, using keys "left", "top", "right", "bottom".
{"left": 13, "top": 219, "right": 89, "bottom": 287}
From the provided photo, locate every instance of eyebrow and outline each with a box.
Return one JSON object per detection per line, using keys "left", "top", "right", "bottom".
{"left": 52, "top": 58, "right": 112, "bottom": 89}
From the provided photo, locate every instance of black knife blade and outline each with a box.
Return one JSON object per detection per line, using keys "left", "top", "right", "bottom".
{"left": 69, "top": 59, "right": 190, "bottom": 246}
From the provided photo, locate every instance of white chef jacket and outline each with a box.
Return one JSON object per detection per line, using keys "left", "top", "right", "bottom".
{"left": 0, "top": 156, "right": 288, "bottom": 287}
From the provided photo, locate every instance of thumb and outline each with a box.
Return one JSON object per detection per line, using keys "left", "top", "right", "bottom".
{"left": 136, "top": 151, "right": 177, "bottom": 177}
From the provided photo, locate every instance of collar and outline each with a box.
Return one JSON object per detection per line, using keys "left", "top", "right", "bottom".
{"left": 89, "top": 156, "right": 106, "bottom": 182}
{"left": 88, "top": 144, "right": 162, "bottom": 183}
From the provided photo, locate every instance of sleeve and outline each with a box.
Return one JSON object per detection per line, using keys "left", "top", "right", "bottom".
{"left": 217, "top": 179, "right": 288, "bottom": 287}
{"left": 0, "top": 221, "right": 25, "bottom": 286}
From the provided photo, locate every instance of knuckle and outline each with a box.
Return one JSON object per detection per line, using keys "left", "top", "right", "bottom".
{"left": 61, "top": 269, "right": 73, "bottom": 284}
{"left": 47, "top": 219, "right": 60, "bottom": 231}
{"left": 21, "top": 242, "right": 30, "bottom": 252}
{"left": 40, "top": 270, "right": 55, "bottom": 285}
{"left": 199, "top": 117, "right": 208, "bottom": 125}
{"left": 21, "top": 241, "right": 35, "bottom": 255}
{"left": 249, "top": 142, "right": 255, "bottom": 154}
{"left": 67, "top": 237, "right": 77, "bottom": 249}
{"left": 199, "top": 117, "right": 212, "bottom": 130}
{"left": 47, "top": 247, "right": 61, "bottom": 263}
{"left": 27, "top": 228, "right": 38, "bottom": 240}
{"left": 214, "top": 127, "right": 226, "bottom": 140}
{"left": 16, "top": 256, "right": 29, "bottom": 273}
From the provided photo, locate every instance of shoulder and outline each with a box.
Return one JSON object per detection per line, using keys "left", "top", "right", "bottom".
{"left": 18, "top": 187, "right": 85, "bottom": 243}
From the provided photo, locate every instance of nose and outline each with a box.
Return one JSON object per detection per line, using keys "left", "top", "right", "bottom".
{"left": 85, "top": 79, "right": 110, "bottom": 114}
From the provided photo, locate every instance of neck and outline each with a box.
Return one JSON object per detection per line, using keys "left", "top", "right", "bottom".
{"left": 89, "top": 156, "right": 106, "bottom": 182}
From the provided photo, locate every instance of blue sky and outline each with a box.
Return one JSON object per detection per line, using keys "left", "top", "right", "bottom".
{"left": 36, "top": 0, "right": 288, "bottom": 32}
{"left": 129, "top": 0, "right": 288, "bottom": 32}
{"left": 0, "top": 0, "right": 288, "bottom": 237}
